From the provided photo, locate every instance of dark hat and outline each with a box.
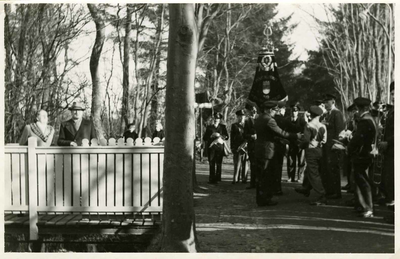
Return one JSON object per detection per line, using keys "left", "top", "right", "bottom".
{"left": 346, "top": 103, "right": 357, "bottom": 112}
{"left": 353, "top": 97, "right": 371, "bottom": 107}
{"left": 324, "top": 94, "right": 337, "bottom": 101}
{"left": 277, "top": 101, "right": 286, "bottom": 108}
{"left": 390, "top": 81, "right": 394, "bottom": 92}
{"left": 314, "top": 100, "right": 324, "bottom": 106}
{"left": 260, "top": 100, "right": 278, "bottom": 110}
{"left": 213, "top": 112, "right": 223, "bottom": 119}
{"left": 68, "top": 102, "right": 85, "bottom": 111}
{"left": 309, "top": 105, "right": 324, "bottom": 116}
{"left": 235, "top": 109, "right": 245, "bottom": 116}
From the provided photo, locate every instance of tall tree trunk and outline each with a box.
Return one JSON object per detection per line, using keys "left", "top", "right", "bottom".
{"left": 87, "top": 4, "right": 106, "bottom": 139}
{"left": 121, "top": 4, "right": 133, "bottom": 130}
{"left": 161, "top": 4, "right": 198, "bottom": 252}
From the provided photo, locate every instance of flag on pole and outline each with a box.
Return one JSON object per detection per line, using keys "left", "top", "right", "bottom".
{"left": 248, "top": 29, "right": 287, "bottom": 109}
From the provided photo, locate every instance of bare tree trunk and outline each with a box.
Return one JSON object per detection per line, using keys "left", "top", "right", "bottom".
{"left": 161, "top": 4, "right": 198, "bottom": 252}
{"left": 121, "top": 4, "right": 133, "bottom": 130}
{"left": 87, "top": 4, "right": 106, "bottom": 139}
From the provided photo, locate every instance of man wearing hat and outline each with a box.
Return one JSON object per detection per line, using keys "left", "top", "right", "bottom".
{"left": 244, "top": 103, "right": 258, "bottom": 189}
{"left": 203, "top": 112, "right": 229, "bottom": 184}
{"left": 272, "top": 101, "right": 291, "bottom": 194}
{"left": 254, "top": 100, "right": 300, "bottom": 206}
{"left": 295, "top": 106, "right": 327, "bottom": 205}
{"left": 323, "top": 93, "right": 345, "bottom": 199}
{"left": 348, "top": 97, "right": 377, "bottom": 218}
{"left": 58, "top": 102, "right": 97, "bottom": 146}
{"left": 287, "top": 103, "right": 307, "bottom": 182}
{"left": 379, "top": 81, "right": 394, "bottom": 223}
{"left": 231, "top": 109, "right": 248, "bottom": 184}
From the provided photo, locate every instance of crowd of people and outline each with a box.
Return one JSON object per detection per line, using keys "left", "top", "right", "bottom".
{"left": 202, "top": 82, "right": 394, "bottom": 222}
{"left": 19, "top": 101, "right": 165, "bottom": 147}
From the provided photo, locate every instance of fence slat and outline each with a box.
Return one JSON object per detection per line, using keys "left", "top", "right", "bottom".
{"left": 141, "top": 154, "right": 150, "bottom": 207}
{"left": 133, "top": 154, "right": 141, "bottom": 206}
{"left": 11, "top": 154, "right": 21, "bottom": 206}
{"left": 124, "top": 154, "right": 132, "bottom": 206}
{"left": 150, "top": 154, "right": 159, "bottom": 207}
{"left": 106, "top": 154, "right": 115, "bottom": 206}
{"left": 98, "top": 154, "right": 106, "bottom": 207}
{"left": 5, "top": 154, "right": 12, "bottom": 207}
{"left": 159, "top": 153, "right": 164, "bottom": 206}
{"left": 20, "top": 153, "right": 28, "bottom": 206}
{"left": 55, "top": 154, "right": 63, "bottom": 206}
{"left": 81, "top": 154, "right": 89, "bottom": 207}
{"left": 89, "top": 154, "right": 98, "bottom": 206}
{"left": 63, "top": 155, "right": 72, "bottom": 206}
{"left": 72, "top": 154, "right": 80, "bottom": 206}
{"left": 115, "top": 153, "right": 123, "bottom": 207}
{"left": 46, "top": 154, "right": 55, "bottom": 207}
{"left": 37, "top": 154, "right": 46, "bottom": 206}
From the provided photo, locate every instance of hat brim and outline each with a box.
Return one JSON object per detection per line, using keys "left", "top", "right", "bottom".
{"left": 68, "top": 107, "right": 85, "bottom": 111}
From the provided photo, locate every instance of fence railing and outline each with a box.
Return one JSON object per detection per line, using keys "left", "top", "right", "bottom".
{"left": 4, "top": 137, "right": 164, "bottom": 240}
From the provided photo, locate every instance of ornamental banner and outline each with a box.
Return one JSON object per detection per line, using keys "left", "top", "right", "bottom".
{"left": 248, "top": 48, "right": 287, "bottom": 109}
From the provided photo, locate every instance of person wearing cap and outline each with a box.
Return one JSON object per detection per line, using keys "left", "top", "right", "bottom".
{"left": 379, "top": 81, "right": 394, "bottom": 223}
{"left": 57, "top": 102, "right": 97, "bottom": 146}
{"left": 19, "top": 109, "right": 55, "bottom": 147}
{"left": 322, "top": 93, "right": 345, "bottom": 199}
{"left": 231, "top": 109, "right": 248, "bottom": 184}
{"left": 203, "top": 112, "right": 229, "bottom": 184}
{"left": 348, "top": 97, "right": 377, "bottom": 218}
{"left": 244, "top": 103, "right": 258, "bottom": 189}
{"left": 294, "top": 106, "right": 327, "bottom": 205}
{"left": 254, "top": 100, "right": 300, "bottom": 206}
{"left": 272, "top": 101, "right": 291, "bottom": 195}
{"left": 287, "top": 103, "right": 307, "bottom": 182}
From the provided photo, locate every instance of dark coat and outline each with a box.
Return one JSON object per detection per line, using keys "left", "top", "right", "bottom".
{"left": 123, "top": 130, "right": 138, "bottom": 141}
{"left": 244, "top": 117, "right": 256, "bottom": 152}
{"left": 57, "top": 118, "right": 97, "bottom": 146}
{"left": 383, "top": 108, "right": 394, "bottom": 151}
{"left": 254, "top": 113, "right": 297, "bottom": 159}
{"left": 230, "top": 122, "right": 245, "bottom": 152}
{"left": 348, "top": 112, "right": 377, "bottom": 161}
{"left": 203, "top": 123, "right": 229, "bottom": 156}
{"left": 325, "top": 107, "right": 345, "bottom": 143}
{"left": 152, "top": 130, "right": 165, "bottom": 140}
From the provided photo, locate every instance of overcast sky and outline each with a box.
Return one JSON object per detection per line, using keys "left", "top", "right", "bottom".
{"left": 275, "top": 3, "right": 334, "bottom": 60}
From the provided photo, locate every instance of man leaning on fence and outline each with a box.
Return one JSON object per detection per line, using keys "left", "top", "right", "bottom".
{"left": 57, "top": 102, "right": 97, "bottom": 146}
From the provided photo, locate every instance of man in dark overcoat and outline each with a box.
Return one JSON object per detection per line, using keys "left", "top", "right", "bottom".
{"left": 58, "top": 102, "right": 97, "bottom": 146}
{"left": 231, "top": 109, "right": 247, "bottom": 184}
{"left": 244, "top": 103, "right": 258, "bottom": 189}
{"left": 254, "top": 101, "right": 299, "bottom": 206}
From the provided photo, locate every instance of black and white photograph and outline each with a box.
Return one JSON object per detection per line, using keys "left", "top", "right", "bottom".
{"left": 2, "top": 1, "right": 396, "bottom": 255}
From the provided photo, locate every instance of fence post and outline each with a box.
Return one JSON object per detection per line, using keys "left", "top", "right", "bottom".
{"left": 27, "top": 137, "right": 38, "bottom": 241}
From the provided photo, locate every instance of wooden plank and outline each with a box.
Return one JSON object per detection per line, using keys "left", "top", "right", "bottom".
{"left": 141, "top": 153, "right": 150, "bottom": 207}
{"left": 115, "top": 152, "right": 123, "bottom": 207}
{"left": 98, "top": 154, "right": 106, "bottom": 207}
{"left": 44, "top": 214, "right": 71, "bottom": 226}
{"left": 66, "top": 214, "right": 83, "bottom": 225}
{"left": 4, "top": 153, "right": 12, "bottom": 207}
{"left": 55, "top": 214, "right": 79, "bottom": 226}
{"left": 11, "top": 153, "right": 21, "bottom": 206}
{"left": 37, "top": 214, "right": 59, "bottom": 225}
{"left": 20, "top": 153, "right": 28, "bottom": 206}
{"left": 106, "top": 153, "right": 115, "bottom": 206}
{"left": 35, "top": 205, "right": 163, "bottom": 212}
{"left": 34, "top": 146, "right": 164, "bottom": 154}
{"left": 72, "top": 154, "right": 80, "bottom": 206}
{"left": 124, "top": 154, "right": 133, "bottom": 206}
{"left": 4, "top": 214, "right": 19, "bottom": 224}
{"left": 46, "top": 154, "right": 55, "bottom": 207}
{"left": 133, "top": 154, "right": 141, "bottom": 207}
{"left": 159, "top": 153, "right": 164, "bottom": 206}
{"left": 37, "top": 154, "right": 47, "bottom": 207}
{"left": 55, "top": 154, "right": 63, "bottom": 206}
{"left": 63, "top": 154, "right": 72, "bottom": 206}
{"left": 27, "top": 138, "right": 39, "bottom": 240}
{"left": 89, "top": 154, "right": 98, "bottom": 206}
{"left": 81, "top": 153, "right": 89, "bottom": 207}
{"left": 150, "top": 153, "right": 159, "bottom": 207}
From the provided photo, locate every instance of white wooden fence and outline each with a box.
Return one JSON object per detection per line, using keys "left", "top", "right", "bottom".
{"left": 4, "top": 137, "right": 164, "bottom": 240}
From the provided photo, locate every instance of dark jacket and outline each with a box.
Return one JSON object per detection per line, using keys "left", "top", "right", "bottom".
{"left": 123, "top": 130, "right": 138, "bottom": 141}
{"left": 152, "top": 130, "right": 165, "bottom": 140}
{"left": 383, "top": 108, "right": 394, "bottom": 152}
{"left": 254, "top": 113, "right": 297, "bottom": 159}
{"left": 57, "top": 118, "right": 97, "bottom": 146}
{"left": 230, "top": 122, "right": 246, "bottom": 152}
{"left": 244, "top": 117, "right": 256, "bottom": 152}
{"left": 348, "top": 112, "right": 377, "bottom": 161}
{"left": 203, "top": 123, "right": 229, "bottom": 145}
{"left": 325, "top": 107, "right": 345, "bottom": 143}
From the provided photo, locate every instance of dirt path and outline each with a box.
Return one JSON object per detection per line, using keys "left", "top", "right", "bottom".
{"left": 194, "top": 159, "right": 394, "bottom": 253}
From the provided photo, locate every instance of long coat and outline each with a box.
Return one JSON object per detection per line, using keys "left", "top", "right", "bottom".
{"left": 348, "top": 112, "right": 377, "bottom": 162}
{"left": 19, "top": 124, "right": 54, "bottom": 146}
{"left": 325, "top": 107, "right": 345, "bottom": 144}
{"left": 57, "top": 119, "right": 97, "bottom": 146}
{"left": 230, "top": 122, "right": 245, "bottom": 152}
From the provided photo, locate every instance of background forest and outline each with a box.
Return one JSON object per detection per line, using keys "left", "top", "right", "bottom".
{"left": 4, "top": 3, "right": 394, "bottom": 144}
